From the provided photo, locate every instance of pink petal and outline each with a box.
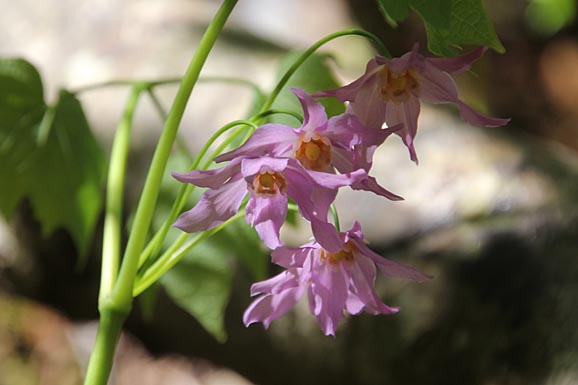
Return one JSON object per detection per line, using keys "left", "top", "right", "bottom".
{"left": 310, "top": 262, "right": 348, "bottom": 336}
{"left": 250, "top": 268, "right": 302, "bottom": 296}
{"left": 417, "top": 61, "right": 509, "bottom": 128}
{"left": 172, "top": 157, "right": 242, "bottom": 189}
{"left": 241, "top": 157, "right": 289, "bottom": 178}
{"left": 350, "top": 175, "right": 404, "bottom": 201}
{"left": 314, "top": 58, "right": 383, "bottom": 103}
{"left": 427, "top": 47, "right": 487, "bottom": 74}
{"left": 385, "top": 96, "right": 420, "bottom": 163}
{"left": 456, "top": 101, "right": 511, "bottom": 127}
{"left": 173, "top": 175, "right": 246, "bottom": 233}
{"left": 215, "top": 124, "right": 297, "bottom": 163}
{"left": 352, "top": 238, "right": 433, "bottom": 282}
{"left": 245, "top": 192, "right": 288, "bottom": 249}
{"left": 348, "top": 254, "right": 399, "bottom": 315}
{"left": 291, "top": 88, "right": 328, "bottom": 133}
{"left": 243, "top": 284, "right": 305, "bottom": 329}
{"left": 271, "top": 246, "right": 313, "bottom": 268}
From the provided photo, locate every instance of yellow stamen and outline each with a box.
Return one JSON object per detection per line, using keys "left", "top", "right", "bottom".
{"left": 321, "top": 243, "right": 355, "bottom": 264}
{"left": 252, "top": 171, "right": 286, "bottom": 195}
{"left": 295, "top": 137, "right": 332, "bottom": 171}
{"left": 379, "top": 65, "right": 419, "bottom": 103}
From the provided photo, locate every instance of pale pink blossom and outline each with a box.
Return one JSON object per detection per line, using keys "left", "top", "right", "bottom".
{"left": 173, "top": 156, "right": 368, "bottom": 251}
{"left": 316, "top": 45, "right": 510, "bottom": 163}
{"left": 243, "top": 222, "right": 432, "bottom": 336}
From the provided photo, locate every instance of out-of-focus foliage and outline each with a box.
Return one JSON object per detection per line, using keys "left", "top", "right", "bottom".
{"left": 526, "top": 0, "right": 577, "bottom": 36}
{"left": 377, "top": 0, "right": 505, "bottom": 56}
{"left": 0, "top": 58, "right": 105, "bottom": 258}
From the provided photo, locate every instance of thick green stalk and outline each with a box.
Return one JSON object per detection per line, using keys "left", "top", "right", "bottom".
{"left": 83, "top": 2, "right": 238, "bottom": 385}
{"left": 99, "top": 87, "right": 143, "bottom": 304}
{"left": 83, "top": 310, "right": 126, "bottom": 385}
{"left": 111, "top": 0, "right": 239, "bottom": 311}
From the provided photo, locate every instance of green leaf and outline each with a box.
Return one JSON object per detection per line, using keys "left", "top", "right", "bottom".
{"left": 0, "top": 58, "right": 105, "bottom": 258}
{"left": 26, "top": 90, "right": 106, "bottom": 257}
{"left": 161, "top": 243, "right": 233, "bottom": 342}
{"left": 270, "top": 52, "right": 345, "bottom": 126}
{"left": 410, "top": 0, "right": 505, "bottom": 56}
{"left": 377, "top": 0, "right": 410, "bottom": 24}
{"left": 0, "top": 58, "right": 45, "bottom": 217}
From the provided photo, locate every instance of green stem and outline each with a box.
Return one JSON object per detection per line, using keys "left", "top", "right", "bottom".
{"left": 146, "top": 88, "right": 193, "bottom": 161}
{"left": 99, "top": 86, "right": 143, "bottom": 304}
{"left": 330, "top": 204, "right": 341, "bottom": 232}
{"left": 137, "top": 119, "right": 256, "bottom": 268}
{"left": 134, "top": 211, "right": 245, "bottom": 296}
{"left": 83, "top": 309, "right": 126, "bottom": 385}
{"left": 253, "top": 109, "right": 304, "bottom": 124}
{"left": 258, "top": 29, "right": 390, "bottom": 115}
{"left": 111, "top": 0, "right": 239, "bottom": 311}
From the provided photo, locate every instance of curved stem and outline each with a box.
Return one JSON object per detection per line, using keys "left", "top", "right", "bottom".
{"left": 134, "top": 211, "right": 245, "bottom": 296}
{"left": 258, "top": 29, "right": 390, "bottom": 115}
{"left": 137, "top": 119, "right": 256, "bottom": 268}
{"left": 111, "top": 0, "right": 239, "bottom": 311}
{"left": 99, "top": 86, "right": 143, "bottom": 304}
{"left": 254, "top": 109, "right": 304, "bottom": 124}
{"left": 330, "top": 204, "right": 341, "bottom": 232}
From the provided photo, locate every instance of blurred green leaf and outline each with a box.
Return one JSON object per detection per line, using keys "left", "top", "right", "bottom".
{"left": 377, "top": 0, "right": 410, "bottom": 25}
{"left": 526, "top": 0, "right": 576, "bottom": 36}
{"left": 270, "top": 52, "right": 345, "bottom": 126}
{"left": 161, "top": 242, "right": 233, "bottom": 342}
{"left": 0, "top": 58, "right": 45, "bottom": 217}
{"left": 412, "top": 0, "right": 505, "bottom": 56}
{"left": 26, "top": 90, "right": 106, "bottom": 258}
{"left": 0, "top": 57, "right": 105, "bottom": 259}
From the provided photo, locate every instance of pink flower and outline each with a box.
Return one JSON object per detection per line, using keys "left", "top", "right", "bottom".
{"left": 243, "top": 222, "right": 432, "bottom": 336}
{"left": 173, "top": 156, "right": 368, "bottom": 251}
{"left": 316, "top": 45, "right": 510, "bottom": 163}
{"left": 216, "top": 88, "right": 402, "bottom": 200}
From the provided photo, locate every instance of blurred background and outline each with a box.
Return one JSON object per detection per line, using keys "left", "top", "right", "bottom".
{"left": 1, "top": 0, "right": 578, "bottom": 384}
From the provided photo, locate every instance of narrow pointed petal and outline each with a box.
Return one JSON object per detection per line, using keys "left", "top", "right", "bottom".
{"left": 215, "top": 124, "right": 297, "bottom": 163}
{"left": 352, "top": 238, "right": 433, "bottom": 282}
{"left": 172, "top": 157, "right": 242, "bottom": 189}
{"left": 250, "top": 268, "right": 302, "bottom": 296}
{"left": 427, "top": 47, "right": 487, "bottom": 74}
{"left": 417, "top": 61, "right": 509, "bottom": 128}
{"left": 173, "top": 175, "right": 246, "bottom": 233}
{"left": 350, "top": 175, "right": 404, "bottom": 201}
{"left": 349, "top": 255, "right": 399, "bottom": 315}
{"left": 243, "top": 284, "right": 305, "bottom": 329}
{"left": 456, "top": 101, "right": 511, "bottom": 127}
{"left": 246, "top": 193, "right": 288, "bottom": 249}
{"left": 291, "top": 88, "right": 328, "bottom": 132}
{"left": 385, "top": 96, "right": 421, "bottom": 163}
{"left": 314, "top": 58, "right": 383, "bottom": 102}
{"left": 311, "top": 262, "right": 348, "bottom": 336}
{"left": 272, "top": 246, "right": 312, "bottom": 268}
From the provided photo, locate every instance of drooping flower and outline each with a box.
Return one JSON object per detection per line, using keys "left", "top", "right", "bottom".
{"left": 315, "top": 45, "right": 510, "bottom": 163}
{"left": 215, "top": 88, "right": 402, "bottom": 200}
{"left": 243, "top": 221, "right": 432, "bottom": 336}
{"left": 173, "top": 156, "right": 368, "bottom": 251}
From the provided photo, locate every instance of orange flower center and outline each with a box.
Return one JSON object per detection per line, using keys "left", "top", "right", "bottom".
{"left": 321, "top": 242, "right": 355, "bottom": 264}
{"left": 252, "top": 170, "right": 287, "bottom": 195}
{"left": 379, "top": 65, "right": 419, "bottom": 103}
{"left": 295, "top": 137, "right": 332, "bottom": 171}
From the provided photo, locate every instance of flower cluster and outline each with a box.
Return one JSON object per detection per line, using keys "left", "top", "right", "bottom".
{"left": 172, "top": 46, "right": 508, "bottom": 335}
